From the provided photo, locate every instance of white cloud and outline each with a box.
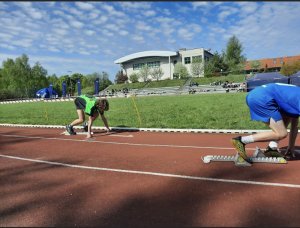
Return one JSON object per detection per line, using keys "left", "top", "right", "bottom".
{"left": 235, "top": 2, "right": 259, "bottom": 16}
{"left": 84, "top": 30, "right": 95, "bottom": 36}
{"left": 0, "top": 2, "right": 8, "bottom": 9}
{"left": 48, "top": 47, "right": 60, "bottom": 52}
{"left": 119, "top": 2, "right": 152, "bottom": 11}
{"left": 69, "top": 20, "right": 84, "bottom": 29}
{"left": 0, "top": 43, "right": 16, "bottom": 50}
{"left": 102, "top": 4, "right": 126, "bottom": 17}
{"left": 1, "top": 1, "right": 299, "bottom": 80}
{"left": 218, "top": 6, "right": 239, "bottom": 22}
{"left": 177, "top": 24, "right": 201, "bottom": 40}
{"left": 132, "top": 35, "right": 144, "bottom": 42}
{"left": 89, "top": 11, "right": 100, "bottom": 20}
{"left": 191, "top": 2, "right": 210, "bottom": 9}
{"left": 75, "top": 2, "right": 94, "bottom": 11}
{"left": 10, "top": 38, "right": 33, "bottom": 48}
{"left": 93, "top": 15, "right": 108, "bottom": 25}
{"left": 119, "top": 30, "right": 129, "bottom": 36}
{"left": 144, "top": 10, "right": 156, "bottom": 17}
{"left": 136, "top": 21, "right": 152, "bottom": 31}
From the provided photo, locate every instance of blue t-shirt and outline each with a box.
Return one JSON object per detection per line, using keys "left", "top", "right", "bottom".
{"left": 246, "top": 83, "right": 300, "bottom": 122}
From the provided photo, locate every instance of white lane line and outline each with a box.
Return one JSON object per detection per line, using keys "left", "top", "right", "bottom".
{"left": 0, "top": 133, "right": 254, "bottom": 150}
{"left": 1, "top": 154, "right": 299, "bottom": 189}
{"left": 108, "top": 134, "right": 133, "bottom": 138}
{"left": 61, "top": 131, "right": 133, "bottom": 137}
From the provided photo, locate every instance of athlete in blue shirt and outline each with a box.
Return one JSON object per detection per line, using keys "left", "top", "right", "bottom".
{"left": 231, "top": 83, "right": 299, "bottom": 161}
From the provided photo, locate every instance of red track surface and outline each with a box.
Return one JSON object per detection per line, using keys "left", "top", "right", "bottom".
{"left": 1, "top": 126, "right": 300, "bottom": 227}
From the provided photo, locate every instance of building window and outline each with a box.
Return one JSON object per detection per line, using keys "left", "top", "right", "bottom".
{"left": 273, "top": 59, "right": 277, "bottom": 64}
{"left": 192, "top": 55, "right": 202, "bottom": 62}
{"left": 133, "top": 63, "right": 145, "bottom": 70}
{"left": 147, "top": 61, "right": 160, "bottom": 68}
{"left": 184, "top": 57, "right": 191, "bottom": 64}
{"left": 280, "top": 58, "right": 284, "bottom": 64}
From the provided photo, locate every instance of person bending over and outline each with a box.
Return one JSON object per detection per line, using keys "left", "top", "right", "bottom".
{"left": 66, "top": 94, "right": 110, "bottom": 139}
{"left": 231, "top": 83, "right": 299, "bottom": 161}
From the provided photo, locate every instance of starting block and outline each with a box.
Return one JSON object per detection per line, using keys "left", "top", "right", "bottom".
{"left": 202, "top": 147, "right": 287, "bottom": 167}
{"left": 61, "top": 131, "right": 93, "bottom": 135}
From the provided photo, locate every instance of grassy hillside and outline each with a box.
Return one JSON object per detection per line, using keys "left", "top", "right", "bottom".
{"left": 105, "top": 74, "right": 246, "bottom": 91}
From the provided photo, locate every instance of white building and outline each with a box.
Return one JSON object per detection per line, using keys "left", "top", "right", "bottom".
{"left": 114, "top": 48, "right": 214, "bottom": 82}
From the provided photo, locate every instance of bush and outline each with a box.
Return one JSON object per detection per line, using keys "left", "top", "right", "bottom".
{"left": 0, "top": 89, "right": 20, "bottom": 100}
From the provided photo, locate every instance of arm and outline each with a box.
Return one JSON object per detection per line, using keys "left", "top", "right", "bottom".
{"left": 87, "top": 113, "right": 98, "bottom": 138}
{"left": 100, "top": 113, "right": 110, "bottom": 132}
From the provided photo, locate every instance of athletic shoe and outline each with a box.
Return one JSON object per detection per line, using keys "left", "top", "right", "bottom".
{"left": 263, "top": 146, "right": 283, "bottom": 157}
{"left": 231, "top": 136, "right": 248, "bottom": 161}
{"left": 83, "top": 122, "right": 88, "bottom": 132}
{"left": 66, "top": 124, "right": 76, "bottom": 135}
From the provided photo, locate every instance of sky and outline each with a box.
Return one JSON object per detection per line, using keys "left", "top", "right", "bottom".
{"left": 1, "top": 1, "right": 300, "bottom": 82}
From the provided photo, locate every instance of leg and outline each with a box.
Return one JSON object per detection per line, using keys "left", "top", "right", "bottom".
{"left": 252, "top": 118, "right": 288, "bottom": 142}
{"left": 231, "top": 118, "right": 288, "bottom": 160}
{"left": 66, "top": 110, "right": 85, "bottom": 135}
{"left": 70, "top": 109, "right": 85, "bottom": 126}
{"left": 268, "top": 115, "right": 291, "bottom": 148}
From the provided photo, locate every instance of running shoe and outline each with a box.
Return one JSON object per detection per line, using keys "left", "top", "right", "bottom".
{"left": 264, "top": 146, "right": 283, "bottom": 157}
{"left": 66, "top": 124, "right": 76, "bottom": 135}
{"left": 231, "top": 136, "right": 248, "bottom": 160}
{"left": 83, "top": 122, "right": 88, "bottom": 132}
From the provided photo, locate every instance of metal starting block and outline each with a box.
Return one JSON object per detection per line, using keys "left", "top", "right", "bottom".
{"left": 202, "top": 147, "right": 287, "bottom": 167}
{"left": 61, "top": 131, "right": 93, "bottom": 135}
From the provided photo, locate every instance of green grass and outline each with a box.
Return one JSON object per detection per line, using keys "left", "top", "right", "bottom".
{"left": 0, "top": 93, "right": 269, "bottom": 130}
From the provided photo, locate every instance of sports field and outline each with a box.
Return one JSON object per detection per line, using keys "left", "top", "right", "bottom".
{"left": 1, "top": 92, "right": 300, "bottom": 226}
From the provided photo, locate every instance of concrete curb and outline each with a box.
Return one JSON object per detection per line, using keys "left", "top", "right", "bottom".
{"left": 0, "top": 123, "right": 273, "bottom": 134}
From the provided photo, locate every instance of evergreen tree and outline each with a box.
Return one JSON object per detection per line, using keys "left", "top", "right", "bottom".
{"left": 224, "top": 35, "right": 246, "bottom": 74}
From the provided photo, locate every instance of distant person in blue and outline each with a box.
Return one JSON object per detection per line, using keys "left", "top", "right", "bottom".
{"left": 231, "top": 83, "right": 299, "bottom": 161}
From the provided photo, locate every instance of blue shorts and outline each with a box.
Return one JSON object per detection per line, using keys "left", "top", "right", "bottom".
{"left": 246, "top": 87, "right": 282, "bottom": 123}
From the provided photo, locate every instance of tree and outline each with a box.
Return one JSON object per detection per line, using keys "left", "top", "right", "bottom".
{"left": 0, "top": 54, "right": 50, "bottom": 98}
{"left": 99, "top": 71, "right": 113, "bottom": 90}
{"left": 31, "top": 62, "right": 48, "bottom": 95}
{"left": 129, "top": 72, "right": 139, "bottom": 83}
{"left": 138, "top": 65, "right": 151, "bottom": 82}
{"left": 173, "top": 62, "right": 189, "bottom": 79}
{"left": 250, "top": 60, "right": 261, "bottom": 72}
{"left": 151, "top": 67, "right": 164, "bottom": 81}
{"left": 15, "top": 54, "right": 32, "bottom": 97}
{"left": 190, "top": 57, "right": 203, "bottom": 77}
{"left": 280, "top": 60, "right": 300, "bottom": 76}
{"left": 115, "top": 70, "right": 128, "bottom": 84}
{"left": 224, "top": 35, "right": 246, "bottom": 74}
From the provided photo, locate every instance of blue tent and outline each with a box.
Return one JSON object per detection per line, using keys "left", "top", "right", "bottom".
{"left": 289, "top": 71, "right": 300, "bottom": 86}
{"left": 246, "top": 72, "right": 289, "bottom": 92}
{"left": 36, "top": 87, "right": 58, "bottom": 98}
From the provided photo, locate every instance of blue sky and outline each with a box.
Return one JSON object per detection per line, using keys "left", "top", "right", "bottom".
{"left": 1, "top": 1, "right": 300, "bottom": 81}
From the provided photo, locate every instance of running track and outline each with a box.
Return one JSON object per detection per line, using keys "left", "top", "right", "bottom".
{"left": 1, "top": 126, "right": 300, "bottom": 227}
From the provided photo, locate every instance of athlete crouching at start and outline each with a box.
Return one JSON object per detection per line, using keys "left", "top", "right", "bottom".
{"left": 231, "top": 83, "right": 299, "bottom": 161}
{"left": 66, "top": 94, "right": 110, "bottom": 139}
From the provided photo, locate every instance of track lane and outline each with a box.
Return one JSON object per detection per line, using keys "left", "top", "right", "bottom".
{"left": 1, "top": 126, "right": 300, "bottom": 226}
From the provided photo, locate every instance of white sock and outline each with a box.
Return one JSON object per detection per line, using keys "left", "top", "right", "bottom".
{"left": 241, "top": 135, "right": 254, "bottom": 144}
{"left": 269, "top": 141, "right": 278, "bottom": 149}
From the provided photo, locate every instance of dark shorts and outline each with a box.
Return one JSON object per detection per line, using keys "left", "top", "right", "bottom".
{"left": 74, "top": 97, "right": 86, "bottom": 110}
